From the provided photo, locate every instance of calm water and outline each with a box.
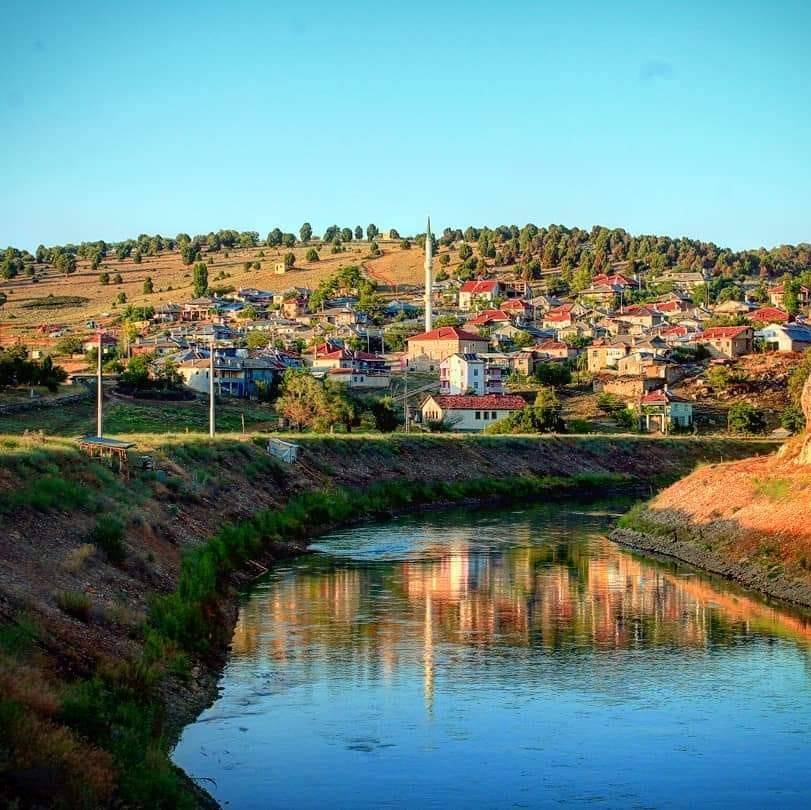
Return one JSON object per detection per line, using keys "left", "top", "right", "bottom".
{"left": 174, "top": 499, "right": 811, "bottom": 808}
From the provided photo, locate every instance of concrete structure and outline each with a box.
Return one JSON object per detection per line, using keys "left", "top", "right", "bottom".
{"left": 420, "top": 394, "right": 525, "bottom": 431}
{"left": 440, "top": 353, "right": 503, "bottom": 396}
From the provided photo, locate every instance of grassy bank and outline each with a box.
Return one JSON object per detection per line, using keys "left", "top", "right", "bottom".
{"left": 612, "top": 435, "right": 811, "bottom": 609}
{"left": 0, "top": 432, "right": 780, "bottom": 807}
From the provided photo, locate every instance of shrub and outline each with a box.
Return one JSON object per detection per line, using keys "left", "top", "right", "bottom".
{"left": 63, "top": 543, "right": 96, "bottom": 573}
{"left": 89, "top": 516, "right": 126, "bottom": 565}
{"left": 728, "top": 402, "right": 767, "bottom": 434}
{"left": 55, "top": 590, "right": 92, "bottom": 622}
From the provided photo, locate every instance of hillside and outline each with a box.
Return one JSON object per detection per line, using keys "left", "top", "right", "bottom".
{"left": 0, "top": 239, "right": 439, "bottom": 351}
{"left": 614, "top": 379, "right": 811, "bottom": 605}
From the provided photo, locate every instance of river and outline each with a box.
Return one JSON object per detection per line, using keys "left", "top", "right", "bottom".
{"left": 173, "top": 497, "right": 811, "bottom": 808}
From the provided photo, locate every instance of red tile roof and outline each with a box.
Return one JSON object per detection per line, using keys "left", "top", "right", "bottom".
{"left": 536, "top": 340, "right": 568, "bottom": 349}
{"left": 408, "top": 326, "right": 487, "bottom": 342}
{"left": 460, "top": 279, "right": 500, "bottom": 293}
{"left": 641, "top": 389, "right": 690, "bottom": 404}
{"left": 429, "top": 394, "right": 526, "bottom": 411}
{"left": 467, "top": 309, "right": 512, "bottom": 325}
{"left": 749, "top": 306, "right": 789, "bottom": 323}
{"left": 698, "top": 326, "right": 751, "bottom": 339}
{"left": 500, "top": 299, "right": 527, "bottom": 310}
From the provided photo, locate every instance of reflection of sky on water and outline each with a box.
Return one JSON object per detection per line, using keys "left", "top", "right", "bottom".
{"left": 174, "top": 499, "right": 811, "bottom": 809}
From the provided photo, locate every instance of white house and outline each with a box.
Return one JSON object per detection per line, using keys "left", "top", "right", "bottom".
{"left": 420, "top": 394, "right": 525, "bottom": 431}
{"left": 758, "top": 323, "right": 811, "bottom": 353}
{"left": 439, "top": 353, "right": 503, "bottom": 395}
{"left": 639, "top": 388, "right": 694, "bottom": 432}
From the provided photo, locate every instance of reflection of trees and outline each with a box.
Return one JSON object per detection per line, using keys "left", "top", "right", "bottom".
{"left": 230, "top": 532, "right": 811, "bottom": 680}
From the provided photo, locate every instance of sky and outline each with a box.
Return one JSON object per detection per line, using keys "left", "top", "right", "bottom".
{"left": 1, "top": 0, "right": 810, "bottom": 251}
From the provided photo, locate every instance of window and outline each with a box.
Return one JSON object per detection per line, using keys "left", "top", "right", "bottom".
{"left": 473, "top": 368, "right": 478, "bottom": 376}
{"left": 483, "top": 411, "right": 489, "bottom": 420}
{"left": 492, "top": 411, "right": 497, "bottom": 419}
{"left": 475, "top": 411, "right": 481, "bottom": 420}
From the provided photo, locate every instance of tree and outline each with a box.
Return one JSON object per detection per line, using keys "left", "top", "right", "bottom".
{"left": 55, "top": 252, "right": 76, "bottom": 275}
{"left": 143, "top": 276, "right": 154, "bottom": 294}
{"left": 354, "top": 226, "right": 363, "bottom": 241}
{"left": 276, "top": 369, "right": 328, "bottom": 430}
{"left": 366, "top": 224, "right": 379, "bottom": 241}
{"left": 282, "top": 233, "right": 296, "bottom": 248}
{"left": 193, "top": 262, "right": 208, "bottom": 297}
{"left": 113, "top": 273, "right": 123, "bottom": 284}
{"left": 439, "top": 253, "right": 450, "bottom": 266}
{"left": 181, "top": 243, "right": 199, "bottom": 265}
{"left": 728, "top": 402, "right": 767, "bottom": 434}
{"left": 458, "top": 243, "right": 473, "bottom": 261}
{"left": 300, "top": 222, "right": 313, "bottom": 243}
{"left": 306, "top": 248, "right": 319, "bottom": 262}
{"left": 401, "top": 239, "right": 411, "bottom": 250}
{"left": 534, "top": 361, "right": 571, "bottom": 387}
{"left": 116, "top": 291, "right": 127, "bottom": 304}
{"left": 486, "top": 389, "right": 563, "bottom": 433}
{"left": 341, "top": 227, "right": 353, "bottom": 243}
{"left": 99, "top": 272, "right": 110, "bottom": 285}
{"left": 246, "top": 331, "right": 271, "bottom": 349}
{"left": 284, "top": 252, "right": 296, "bottom": 269}
{"left": 371, "top": 396, "right": 398, "bottom": 432}
{"left": 388, "top": 228, "right": 400, "bottom": 240}
{"left": 368, "top": 241, "right": 381, "bottom": 257}
{"left": 133, "top": 249, "right": 142, "bottom": 264}
{"left": 267, "top": 228, "right": 283, "bottom": 247}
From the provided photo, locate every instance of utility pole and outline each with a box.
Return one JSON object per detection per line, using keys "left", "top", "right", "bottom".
{"left": 209, "top": 335, "right": 215, "bottom": 438}
{"left": 96, "top": 331, "right": 103, "bottom": 437}
{"left": 404, "top": 358, "right": 409, "bottom": 433}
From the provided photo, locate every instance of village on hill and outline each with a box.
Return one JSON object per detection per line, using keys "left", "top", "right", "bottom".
{"left": 1, "top": 223, "right": 810, "bottom": 436}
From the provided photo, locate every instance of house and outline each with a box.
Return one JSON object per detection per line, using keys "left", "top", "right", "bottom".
{"left": 769, "top": 283, "right": 811, "bottom": 309}
{"left": 465, "top": 309, "right": 513, "bottom": 332}
{"left": 82, "top": 334, "right": 118, "bottom": 355}
{"left": 749, "top": 306, "right": 790, "bottom": 325}
{"left": 420, "top": 394, "right": 525, "bottom": 431}
{"left": 440, "top": 353, "right": 503, "bottom": 395}
{"left": 458, "top": 279, "right": 503, "bottom": 311}
{"left": 586, "top": 336, "right": 635, "bottom": 372}
{"left": 616, "top": 352, "right": 681, "bottom": 384}
{"left": 659, "top": 271, "right": 708, "bottom": 291}
{"left": 500, "top": 298, "right": 530, "bottom": 319}
{"left": 282, "top": 298, "right": 308, "bottom": 319}
{"left": 592, "top": 272, "right": 637, "bottom": 289}
{"left": 407, "top": 326, "right": 490, "bottom": 370}
{"left": 182, "top": 298, "right": 215, "bottom": 321}
{"left": 713, "top": 299, "right": 753, "bottom": 317}
{"left": 759, "top": 323, "right": 811, "bottom": 353}
{"left": 534, "top": 340, "right": 576, "bottom": 361}
{"left": 177, "top": 354, "right": 283, "bottom": 398}
{"left": 577, "top": 283, "right": 620, "bottom": 306}
{"left": 326, "top": 366, "right": 390, "bottom": 389}
{"left": 639, "top": 387, "right": 694, "bottom": 432}
{"left": 614, "top": 305, "right": 663, "bottom": 330}
{"left": 152, "top": 303, "right": 181, "bottom": 323}
{"left": 695, "top": 326, "right": 754, "bottom": 358}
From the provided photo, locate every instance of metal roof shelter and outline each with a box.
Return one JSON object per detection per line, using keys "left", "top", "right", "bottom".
{"left": 77, "top": 436, "right": 136, "bottom": 478}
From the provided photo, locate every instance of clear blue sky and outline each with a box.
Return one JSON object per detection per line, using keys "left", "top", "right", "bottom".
{"left": 2, "top": 0, "right": 809, "bottom": 251}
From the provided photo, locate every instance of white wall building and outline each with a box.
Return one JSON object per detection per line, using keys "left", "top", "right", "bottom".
{"left": 420, "top": 394, "right": 525, "bottom": 431}
{"left": 439, "top": 353, "right": 503, "bottom": 395}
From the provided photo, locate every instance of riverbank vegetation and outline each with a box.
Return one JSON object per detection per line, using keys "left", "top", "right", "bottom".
{"left": 0, "top": 432, "right": 780, "bottom": 807}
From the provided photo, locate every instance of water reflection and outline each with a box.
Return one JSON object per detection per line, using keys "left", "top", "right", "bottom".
{"left": 175, "top": 500, "right": 811, "bottom": 809}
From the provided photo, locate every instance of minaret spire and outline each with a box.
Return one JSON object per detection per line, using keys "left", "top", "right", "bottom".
{"left": 424, "top": 217, "right": 433, "bottom": 332}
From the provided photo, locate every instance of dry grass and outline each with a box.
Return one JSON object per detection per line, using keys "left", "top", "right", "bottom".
{"left": 62, "top": 543, "right": 96, "bottom": 573}
{"left": 0, "top": 240, "right": 449, "bottom": 349}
